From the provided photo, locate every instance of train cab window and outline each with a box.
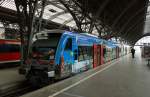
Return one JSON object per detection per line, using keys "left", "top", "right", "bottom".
{"left": 65, "top": 38, "right": 72, "bottom": 50}
{"left": 32, "top": 46, "right": 55, "bottom": 60}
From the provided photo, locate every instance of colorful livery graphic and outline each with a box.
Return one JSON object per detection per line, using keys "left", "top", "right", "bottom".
{"left": 19, "top": 30, "right": 129, "bottom": 86}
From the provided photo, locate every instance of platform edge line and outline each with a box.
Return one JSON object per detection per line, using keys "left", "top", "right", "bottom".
{"left": 48, "top": 59, "right": 120, "bottom": 97}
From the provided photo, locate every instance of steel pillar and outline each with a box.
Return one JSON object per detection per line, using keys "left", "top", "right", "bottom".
{"left": 14, "top": 0, "right": 46, "bottom": 65}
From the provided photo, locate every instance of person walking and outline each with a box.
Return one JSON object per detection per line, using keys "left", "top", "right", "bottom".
{"left": 131, "top": 47, "right": 135, "bottom": 58}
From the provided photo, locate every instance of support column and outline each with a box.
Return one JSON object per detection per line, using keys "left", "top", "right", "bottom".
{"left": 14, "top": 0, "right": 46, "bottom": 66}
{"left": 116, "top": 47, "right": 119, "bottom": 58}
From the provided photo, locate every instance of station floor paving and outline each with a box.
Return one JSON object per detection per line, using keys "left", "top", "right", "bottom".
{"left": 0, "top": 67, "right": 25, "bottom": 91}
{"left": 21, "top": 52, "right": 150, "bottom": 97}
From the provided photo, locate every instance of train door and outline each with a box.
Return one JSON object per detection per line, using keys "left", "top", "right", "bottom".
{"left": 97, "top": 45, "right": 101, "bottom": 66}
{"left": 93, "top": 45, "right": 104, "bottom": 68}
{"left": 71, "top": 37, "right": 78, "bottom": 73}
{"left": 93, "top": 44, "right": 98, "bottom": 68}
{"left": 61, "top": 38, "right": 73, "bottom": 77}
{"left": 100, "top": 45, "right": 104, "bottom": 65}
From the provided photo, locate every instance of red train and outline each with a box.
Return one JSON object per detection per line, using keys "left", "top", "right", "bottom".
{"left": 0, "top": 39, "right": 21, "bottom": 64}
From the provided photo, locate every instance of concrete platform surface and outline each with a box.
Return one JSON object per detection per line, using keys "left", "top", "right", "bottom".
{"left": 0, "top": 67, "right": 25, "bottom": 90}
{"left": 21, "top": 52, "right": 150, "bottom": 97}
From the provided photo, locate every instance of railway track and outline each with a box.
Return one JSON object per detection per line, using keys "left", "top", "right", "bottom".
{"left": 0, "top": 81, "right": 35, "bottom": 97}
{"left": 0, "top": 70, "right": 83, "bottom": 97}
{"left": 0, "top": 76, "right": 72, "bottom": 97}
{"left": 0, "top": 63, "right": 20, "bottom": 69}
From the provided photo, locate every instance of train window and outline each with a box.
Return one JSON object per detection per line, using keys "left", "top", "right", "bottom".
{"left": 0, "top": 44, "right": 20, "bottom": 53}
{"left": 10, "top": 44, "right": 20, "bottom": 52}
{"left": 32, "top": 47, "right": 55, "bottom": 60}
{"left": 103, "top": 47, "right": 106, "bottom": 56}
{"left": 87, "top": 46, "right": 93, "bottom": 59}
{"left": 65, "top": 38, "right": 72, "bottom": 50}
{"left": 74, "top": 50, "right": 78, "bottom": 60}
{"left": 78, "top": 46, "right": 93, "bottom": 61}
{"left": 33, "top": 39, "right": 59, "bottom": 47}
{"left": 0, "top": 44, "right": 10, "bottom": 52}
{"left": 83, "top": 47, "right": 88, "bottom": 60}
{"left": 0, "top": 45, "right": 3, "bottom": 52}
{"left": 78, "top": 47, "right": 84, "bottom": 61}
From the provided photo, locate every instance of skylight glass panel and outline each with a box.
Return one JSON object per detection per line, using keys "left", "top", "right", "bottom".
{"left": 0, "top": 22, "right": 3, "bottom": 27}
{"left": 52, "top": 17, "right": 66, "bottom": 24}
{"left": 43, "top": 5, "right": 65, "bottom": 20}
{"left": 44, "top": 7, "right": 57, "bottom": 16}
{"left": 43, "top": 8, "right": 56, "bottom": 19}
{"left": 43, "top": 14, "right": 50, "bottom": 19}
{"left": 46, "top": 5, "right": 63, "bottom": 13}
{"left": 0, "top": 0, "right": 77, "bottom": 29}
{"left": 57, "top": 13, "right": 72, "bottom": 21}
{"left": 66, "top": 21, "right": 76, "bottom": 27}
{"left": 0, "top": 0, "right": 16, "bottom": 10}
{"left": 144, "top": 2, "right": 150, "bottom": 34}
{"left": 136, "top": 36, "right": 150, "bottom": 45}
{"left": 92, "top": 28, "right": 99, "bottom": 36}
{"left": 146, "top": 14, "right": 150, "bottom": 18}
{"left": 56, "top": 3, "right": 66, "bottom": 9}
{"left": 147, "top": 6, "right": 150, "bottom": 11}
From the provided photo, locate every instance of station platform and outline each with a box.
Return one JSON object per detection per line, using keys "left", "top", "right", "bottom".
{"left": 21, "top": 52, "right": 150, "bottom": 97}
{"left": 0, "top": 67, "right": 25, "bottom": 91}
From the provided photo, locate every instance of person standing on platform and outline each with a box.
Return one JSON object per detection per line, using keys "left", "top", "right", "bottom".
{"left": 131, "top": 47, "right": 135, "bottom": 58}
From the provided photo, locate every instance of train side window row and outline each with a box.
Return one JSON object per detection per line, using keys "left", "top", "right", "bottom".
{"left": 78, "top": 46, "right": 93, "bottom": 61}
{"left": 0, "top": 44, "right": 20, "bottom": 52}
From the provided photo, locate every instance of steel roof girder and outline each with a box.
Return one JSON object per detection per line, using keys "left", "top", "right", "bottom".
{"left": 48, "top": 10, "right": 68, "bottom": 20}
{"left": 59, "top": 0, "right": 94, "bottom": 33}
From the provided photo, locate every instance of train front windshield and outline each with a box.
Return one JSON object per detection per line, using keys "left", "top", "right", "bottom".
{"left": 32, "top": 33, "right": 62, "bottom": 60}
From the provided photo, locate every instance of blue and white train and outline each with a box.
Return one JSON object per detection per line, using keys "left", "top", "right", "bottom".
{"left": 19, "top": 29, "right": 125, "bottom": 86}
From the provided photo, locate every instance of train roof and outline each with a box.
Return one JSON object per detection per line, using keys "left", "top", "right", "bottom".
{"left": 41, "top": 29, "right": 65, "bottom": 34}
{"left": 0, "top": 39, "right": 20, "bottom": 44}
{"left": 37, "top": 29, "right": 117, "bottom": 48}
{"left": 63, "top": 31, "right": 117, "bottom": 48}
{"left": 41, "top": 29, "right": 98, "bottom": 37}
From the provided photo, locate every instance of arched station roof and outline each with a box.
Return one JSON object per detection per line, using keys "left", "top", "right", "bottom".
{"left": 78, "top": 0, "right": 148, "bottom": 45}
{"left": 0, "top": 0, "right": 149, "bottom": 45}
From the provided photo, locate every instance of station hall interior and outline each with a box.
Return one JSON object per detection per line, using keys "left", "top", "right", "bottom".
{"left": 0, "top": 0, "right": 150, "bottom": 97}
